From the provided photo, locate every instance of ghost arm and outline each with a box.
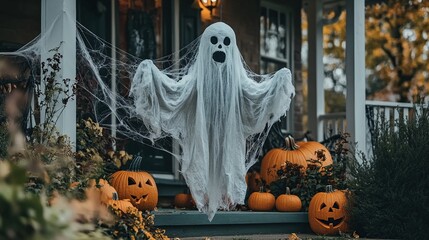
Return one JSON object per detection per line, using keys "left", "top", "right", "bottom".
{"left": 130, "top": 60, "right": 195, "bottom": 139}
{"left": 241, "top": 68, "right": 295, "bottom": 136}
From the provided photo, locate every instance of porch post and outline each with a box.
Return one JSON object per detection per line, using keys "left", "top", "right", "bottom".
{"left": 346, "top": 0, "right": 366, "bottom": 154}
{"left": 41, "top": 0, "right": 76, "bottom": 149}
{"left": 307, "top": 0, "right": 324, "bottom": 141}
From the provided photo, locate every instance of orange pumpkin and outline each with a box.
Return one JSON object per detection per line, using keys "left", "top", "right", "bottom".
{"left": 110, "top": 170, "right": 158, "bottom": 211}
{"left": 260, "top": 136, "right": 308, "bottom": 184}
{"left": 98, "top": 179, "right": 118, "bottom": 205}
{"left": 87, "top": 179, "right": 118, "bottom": 204}
{"left": 108, "top": 194, "right": 138, "bottom": 213}
{"left": 248, "top": 187, "right": 275, "bottom": 211}
{"left": 297, "top": 141, "right": 333, "bottom": 168}
{"left": 308, "top": 185, "right": 348, "bottom": 235}
{"left": 245, "top": 171, "right": 261, "bottom": 193}
{"left": 275, "top": 187, "right": 302, "bottom": 212}
{"left": 174, "top": 193, "right": 195, "bottom": 209}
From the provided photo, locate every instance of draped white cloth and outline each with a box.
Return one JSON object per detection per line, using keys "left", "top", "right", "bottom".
{"left": 130, "top": 22, "right": 295, "bottom": 220}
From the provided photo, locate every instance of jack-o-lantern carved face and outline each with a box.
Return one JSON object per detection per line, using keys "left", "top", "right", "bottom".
{"left": 308, "top": 185, "right": 348, "bottom": 235}
{"left": 110, "top": 171, "right": 158, "bottom": 211}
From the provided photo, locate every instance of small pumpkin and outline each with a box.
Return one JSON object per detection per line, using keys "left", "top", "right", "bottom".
{"left": 98, "top": 179, "right": 118, "bottom": 205}
{"left": 260, "top": 136, "right": 308, "bottom": 184}
{"left": 108, "top": 193, "right": 138, "bottom": 213}
{"left": 87, "top": 179, "right": 118, "bottom": 204}
{"left": 174, "top": 192, "right": 195, "bottom": 209}
{"left": 248, "top": 187, "right": 275, "bottom": 211}
{"left": 245, "top": 170, "right": 261, "bottom": 193}
{"left": 275, "top": 187, "right": 302, "bottom": 212}
{"left": 308, "top": 185, "right": 348, "bottom": 235}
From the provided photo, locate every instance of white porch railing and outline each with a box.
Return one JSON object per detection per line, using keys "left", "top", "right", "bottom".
{"left": 319, "top": 112, "right": 347, "bottom": 138}
{"left": 319, "top": 100, "right": 425, "bottom": 140}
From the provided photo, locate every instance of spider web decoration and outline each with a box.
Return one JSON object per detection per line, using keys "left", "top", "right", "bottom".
{"left": 0, "top": 20, "right": 295, "bottom": 221}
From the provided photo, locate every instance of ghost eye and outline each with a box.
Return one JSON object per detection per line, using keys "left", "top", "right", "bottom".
{"left": 223, "top": 37, "right": 231, "bottom": 46}
{"left": 320, "top": 203, "right": 327, "bottom": 210}
{"left": 210, "top": 36, "right": 218, "bottom": 44}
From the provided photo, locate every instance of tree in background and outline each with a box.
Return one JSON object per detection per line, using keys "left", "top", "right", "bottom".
{"left": 366, "top": 0, "right": 429, "bottom": 102}
{"left": 302, "top": 9, "right": 347, "bottom": 115}
{"left": 323, "top": 10, "right": 347, "bottom": 113}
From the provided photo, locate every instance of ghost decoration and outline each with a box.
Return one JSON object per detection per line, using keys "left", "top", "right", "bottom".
{"left": 130, "top": 22, "right": 295, "bottom": 220}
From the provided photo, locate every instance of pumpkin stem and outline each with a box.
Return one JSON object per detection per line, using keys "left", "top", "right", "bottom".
{"left": 129, "top": 155, "right": 143, "bottom": 172}
{"left": 326, "top": 185, "right": 333, "bottom": 193}
{"left": 259, "top": 186, "right": 265, "bottom": 193}
{"left": 286, "top": 187, "right": 291, "bottom": 195}
{"left": 284, "top": 135, "right": 300, "bottom": 150}
{"left": 113, "top": 192, "right": 119, "bottom": 201}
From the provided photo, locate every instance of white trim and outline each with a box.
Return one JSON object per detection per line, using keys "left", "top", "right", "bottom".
{"left": 111, "top": 0, "right": 117, "bottom": 150}
{"left": 365, "top": 100, "right": 415, "bottom": 108}
{"left": 307, "top": 0, "right": 324, "bottom": 141}
{"left": 41, "top": 0, "right": 77, "bottom": 150}
{"left": 172, "top": 1, "right": 181, "bottom": 180}
{"left": 345, "top": 0, "right": 366, "bottom": 155}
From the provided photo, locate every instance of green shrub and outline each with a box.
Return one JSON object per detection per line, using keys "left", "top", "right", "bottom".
{"left": 0, "top": 124, "right": 8, "bottom": 158}
{"left": 348, "top": 107, "right": 429, "bottom": 239}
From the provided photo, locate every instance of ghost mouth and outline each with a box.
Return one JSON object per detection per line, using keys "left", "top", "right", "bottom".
{"left": 212, "top": 51, "right": 226, "bottom": 63}
{"left": 316, "top": 217, "right": 344, "bottom": 227}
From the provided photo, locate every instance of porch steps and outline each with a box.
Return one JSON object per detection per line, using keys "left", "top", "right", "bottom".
{"left": 154, "top": 209, "right": 311, "bottom": 238}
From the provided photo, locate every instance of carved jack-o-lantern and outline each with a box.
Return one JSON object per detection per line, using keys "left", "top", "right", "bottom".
{"left": 110, "top": 170, "right": 158, "bottom": 211}
{"left": 308, "top": 185, "right": 348, "bottom": 235}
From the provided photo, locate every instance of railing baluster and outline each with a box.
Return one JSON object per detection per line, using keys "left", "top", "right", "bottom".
{"left": 403, "top": 108, "right": 409, "bottom": 122}
{"left": 394, "top": 107, "right": 399, "bottom": 132}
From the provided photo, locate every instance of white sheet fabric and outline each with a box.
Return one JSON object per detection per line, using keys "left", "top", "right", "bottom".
{"left": 130, "top": 22, "right": 295, "bottom": 220}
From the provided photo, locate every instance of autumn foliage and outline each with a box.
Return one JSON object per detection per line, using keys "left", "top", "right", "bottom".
{"left": 366, "top": 0, "right": 429, "bottom": 102}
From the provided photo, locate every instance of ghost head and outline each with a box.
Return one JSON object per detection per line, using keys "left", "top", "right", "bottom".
{"left": 198, "top": 22, "right": 237, "bottom": 65}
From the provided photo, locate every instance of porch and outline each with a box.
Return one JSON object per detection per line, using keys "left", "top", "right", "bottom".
{"left": 153, "top": 210, "right": 310, "bottom": 238}
{"left": 0, "top": 0, "right": 412, "bottom": 238}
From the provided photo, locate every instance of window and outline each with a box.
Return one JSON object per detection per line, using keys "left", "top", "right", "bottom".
{"left": 78, "top": 0, "right": 201, "bottom": 179}
{"left": 77, "top": 0, "right": 176, "bottom": 177}
{"left": 260, "top": 3, "right": 292, "bottom": 74}
{"left": 260, "top": 2, "right": 294, "bottom": 131}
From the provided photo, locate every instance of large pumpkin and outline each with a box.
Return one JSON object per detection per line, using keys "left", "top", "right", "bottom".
{"left": 297, "top": 141, "right": 333, "bottom": 168}
{"left": 110, "top": 170, "right": 158, "bottom": 211}
{"left": 260, "top": 136, "right": 308, "bottom": 184}
{"left": 248, "top": 187, "right": 275, "bottom": 211}
{"left": 308, "top": 185, "right": 348, "bottom": 235}
{"left": 275, "top": 187, "right": 302, "bottom": 212}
